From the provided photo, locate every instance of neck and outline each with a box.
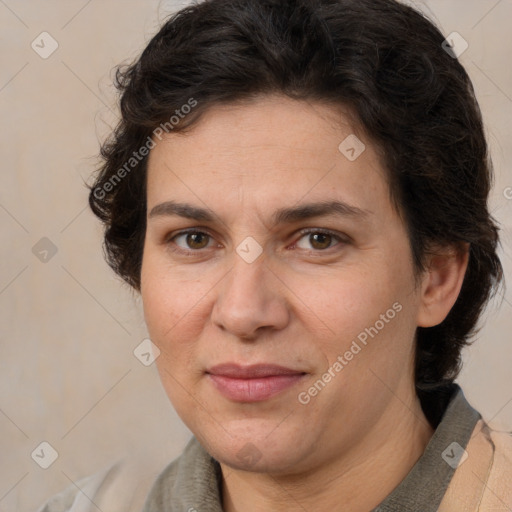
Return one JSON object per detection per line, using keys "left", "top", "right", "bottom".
{"left": 220, "top": 393, "right": 434, "bottom": 512}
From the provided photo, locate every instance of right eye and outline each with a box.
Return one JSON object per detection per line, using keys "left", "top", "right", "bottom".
{"left": 166, "top": 229, "right": 221, "bottom": 255}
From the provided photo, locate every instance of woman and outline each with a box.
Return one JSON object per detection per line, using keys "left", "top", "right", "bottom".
{"left": 39, "top": 0, "right": 512, "bottom": 510}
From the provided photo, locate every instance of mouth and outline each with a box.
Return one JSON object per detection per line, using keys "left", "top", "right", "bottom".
{"left": 206, "top": 363, "right": 307, "bottom": 402}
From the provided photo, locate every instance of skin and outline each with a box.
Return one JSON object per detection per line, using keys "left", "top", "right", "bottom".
{"left": 141, "top": 95, "right": 468, "bottom": 511}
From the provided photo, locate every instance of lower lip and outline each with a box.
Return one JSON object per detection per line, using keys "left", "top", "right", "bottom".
{"left": 207, "top": 374, "right": 306, "bottom": 402}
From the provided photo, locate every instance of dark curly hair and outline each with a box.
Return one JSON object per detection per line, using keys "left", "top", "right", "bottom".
{"left": 88, "top": 0, "right": 503, "bottom": 408}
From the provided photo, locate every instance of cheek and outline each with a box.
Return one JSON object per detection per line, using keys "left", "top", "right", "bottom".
{"left": 142, "top": 245, "right": 202, "bottom": 329}
{"left": 140, "top": 267, "right": 206, "bottom": 406}
{"left": 142, "top": 274, "right": 206, "bottom": 347}
{"left": 296, "top": 265, "right": 402, "bottom": 335}
{"left": 290, "top": 257, "right": 417, "bottom": 371}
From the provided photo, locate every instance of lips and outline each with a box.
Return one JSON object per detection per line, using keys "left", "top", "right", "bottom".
{"left": 207, "top": 363, "right": 305, "bottom": 378}
{"left": 206, "top": 363, "right": 306, "bottom": 402}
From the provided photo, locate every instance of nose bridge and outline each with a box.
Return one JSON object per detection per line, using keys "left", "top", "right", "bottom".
{"left": 229, "top": 249, "right": 269, "bottom": 298}
{"left": 211, "top": 250, "right": 288, "bottom": 338}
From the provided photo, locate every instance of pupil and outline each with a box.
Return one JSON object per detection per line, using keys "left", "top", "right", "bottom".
{"left": 311, "top": 233, "right": 331, "bottom": 249}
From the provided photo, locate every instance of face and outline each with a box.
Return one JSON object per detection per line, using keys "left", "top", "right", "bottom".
{"left": 141, "top": 95, "right": 425, "bottom": 475}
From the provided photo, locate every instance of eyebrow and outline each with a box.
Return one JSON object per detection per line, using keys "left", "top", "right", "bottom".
{"left": 148, "top": 200, "right": 370, "bottom": 226}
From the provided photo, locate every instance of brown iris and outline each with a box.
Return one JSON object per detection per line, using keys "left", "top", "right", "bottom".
{"left": 309, "top": 232, "right": 332, "bottom": 250}
{"left": 186, "top": 232, "right": 209, "bottom": 249}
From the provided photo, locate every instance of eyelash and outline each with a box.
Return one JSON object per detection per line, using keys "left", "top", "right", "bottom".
{"left": 165, "top": 228, "right": 347, "bottom": 256}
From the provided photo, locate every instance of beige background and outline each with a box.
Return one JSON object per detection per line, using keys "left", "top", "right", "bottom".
{"left": 0, "top": 1, "right": 511, "bottom": 510}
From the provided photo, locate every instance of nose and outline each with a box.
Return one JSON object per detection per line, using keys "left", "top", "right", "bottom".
{"left": 210, "top": 254, "right": 290, "bottom": 340}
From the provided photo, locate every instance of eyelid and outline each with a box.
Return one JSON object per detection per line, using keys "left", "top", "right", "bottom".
{"left": 166, "top": 227, "right": 215, "bottom": 241}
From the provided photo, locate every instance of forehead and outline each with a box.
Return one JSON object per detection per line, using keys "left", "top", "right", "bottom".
{"left": 145, "top": 95, "right": 391, "bottom": 222}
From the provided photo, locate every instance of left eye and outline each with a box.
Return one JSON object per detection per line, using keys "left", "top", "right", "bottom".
{"left": 293, "top": 230, "right": 344, "bottom": 251}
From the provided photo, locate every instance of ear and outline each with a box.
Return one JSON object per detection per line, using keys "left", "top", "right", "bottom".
{"left": 416, "top": 243, "right": 469, "bottom": 328}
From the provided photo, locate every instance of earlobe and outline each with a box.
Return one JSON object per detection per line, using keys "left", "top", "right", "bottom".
{"left": 417, "top": 244, "right": 470, "bottom": 328}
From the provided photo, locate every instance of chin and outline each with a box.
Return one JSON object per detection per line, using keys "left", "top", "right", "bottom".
{"left": 196, "top": 426, "right": 310, "bottom": 474}
{"left": 218, "top": 447, "right": 302, "bottom": 474}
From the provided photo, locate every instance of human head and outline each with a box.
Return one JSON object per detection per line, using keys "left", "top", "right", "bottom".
{"left": 88, "top": 0, "right": 502, "bottom": 406}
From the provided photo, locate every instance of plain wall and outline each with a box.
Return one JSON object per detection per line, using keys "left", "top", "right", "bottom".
{"left": 0, "top": 1, "right": 511, "bottom": 510}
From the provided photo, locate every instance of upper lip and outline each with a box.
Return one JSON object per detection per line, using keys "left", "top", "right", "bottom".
{"left": 206, "top": 363, "right": 306, "bottom": 378}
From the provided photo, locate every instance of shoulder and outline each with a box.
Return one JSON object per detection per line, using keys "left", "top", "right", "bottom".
{"left": 35, "top": 464, "right": 116, "bottom": 512}
{"left": 481, "top": 425, "right": 512, "bottom": 507}
{"left": 35, "top": 453, "right": 168, "bottom": 512}
{"left": 439, "top": 419, "right": 512, "bottom": 511}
